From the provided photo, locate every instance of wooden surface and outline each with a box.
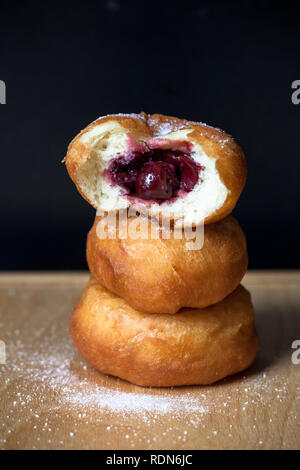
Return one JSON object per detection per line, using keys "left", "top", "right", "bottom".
{"left": 0, "top": 271, "right": 299, "bottom": 450}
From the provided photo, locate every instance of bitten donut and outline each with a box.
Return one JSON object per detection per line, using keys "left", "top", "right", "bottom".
{"left": 86, "top": 213, "right": 248, "bottom": 314}
{"left": 64, "top": 113, "right": 246, "bottom": 225}
{"left": 70, "top": 279, "right": 258, "bottom": 387}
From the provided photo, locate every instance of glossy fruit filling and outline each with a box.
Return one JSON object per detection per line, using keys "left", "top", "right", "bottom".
{"left": 107, "top": 149, "right": 201, "bottom": 201}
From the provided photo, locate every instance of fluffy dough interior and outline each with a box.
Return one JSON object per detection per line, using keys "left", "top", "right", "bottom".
{"left": 76, "top": 125, "right": 228, "bottom": 225}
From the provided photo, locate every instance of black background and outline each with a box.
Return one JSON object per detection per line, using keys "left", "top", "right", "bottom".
{"left": 0, "top": 0, "right": 299, "bottom": 270}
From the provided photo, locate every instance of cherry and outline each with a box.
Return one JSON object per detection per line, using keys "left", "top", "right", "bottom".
{"left": 178, "top": 156, "right": 199, "bottom": 191}
{"left": 135, "top": 161, "right": 179, "bottom": 200}
{"left": 108, "top": 148, "right": 201, "bottom": 202}
{"left": 158, "top": 151, "right": 199, "bottom": 191}
{"left": 114, "top": 168, "right": 138, "bottom": 191}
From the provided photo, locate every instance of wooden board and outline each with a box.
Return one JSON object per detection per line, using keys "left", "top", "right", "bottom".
{"left": 0, "top": 271, "right": 299, "bottom": 450}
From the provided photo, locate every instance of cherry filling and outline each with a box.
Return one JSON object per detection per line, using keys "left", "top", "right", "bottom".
{"left": 108, "top": 149, "right": 201, "bottom": 202}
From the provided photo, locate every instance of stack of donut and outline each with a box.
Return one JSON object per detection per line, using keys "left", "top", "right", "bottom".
{"left": 64, "top": 113, "right": 258, "bottom": 387}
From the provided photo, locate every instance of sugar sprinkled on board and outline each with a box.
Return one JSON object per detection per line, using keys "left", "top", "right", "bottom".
{"left": 0, "top": 283, "right": 299, "bottom": 449}
{"left": 13, "top": 341, "right": 208, "bottom": 418}
{"left": 0, "top": 316, "right": 212, "bottom": 449}
{"left": 1, "top": 318, "right": 293, "bottom": 449}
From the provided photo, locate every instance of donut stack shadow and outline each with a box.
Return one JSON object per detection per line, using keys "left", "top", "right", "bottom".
{"left": 65, "top": 112, "right": 259, "bottom": 387}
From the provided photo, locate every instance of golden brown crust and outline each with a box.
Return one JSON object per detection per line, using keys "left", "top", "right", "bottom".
{"left": 86, "top": 214, "right": 248, "bottom": 314}
{"left": 70, "top": 280, "right": 258, "bottom": 387}
{"left": 64, "top": 112, "right": 247, "bottom": 225}
{"left": 63, "top": 114, "right": 152, "bottom": 208}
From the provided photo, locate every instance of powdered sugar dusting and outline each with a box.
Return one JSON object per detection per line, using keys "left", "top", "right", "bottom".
{"left": 0, "top": 282, "right": 299, "bottom": 449}
{"left": 16, "top": 336, "right": 208, "bottom": 418}
{"left": 0, "top": 286, "right": 212, "bottom": 449}
{"left": 92, "top": 113, "right": 146, "bottom": 124}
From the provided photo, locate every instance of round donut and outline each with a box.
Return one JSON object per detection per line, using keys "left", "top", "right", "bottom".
{"left": 70, "top": 279, "right": 258, "bottom": 387}
{"left": 86, "top": 213, "right": 248, "bottom": 314}
{"left": 64, "top": 112, "right": 246, "bottom": 226}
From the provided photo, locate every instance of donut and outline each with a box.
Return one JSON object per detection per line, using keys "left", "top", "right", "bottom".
{"left": 86, "top": 213, "right": 248, "bottom": 314}
{"left": 64, "top": 112, "right": 246, "bottom": 226}
{"left": 70, "top": 279, "right": 258, "bottom": 387}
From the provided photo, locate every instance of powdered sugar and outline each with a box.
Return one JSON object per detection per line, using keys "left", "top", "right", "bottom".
{"left": 10, "top": 333, "right": 208, "bottom": 418}
{"left": 0, "top": 296, "right": 211, "bottom": 448}
{"left": 0, "top": 281, "right": 299, "bottom": 449}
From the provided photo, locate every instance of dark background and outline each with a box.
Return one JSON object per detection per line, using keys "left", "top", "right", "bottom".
{"left": 0, "top": 0, "right": 299, "bottom": 270}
